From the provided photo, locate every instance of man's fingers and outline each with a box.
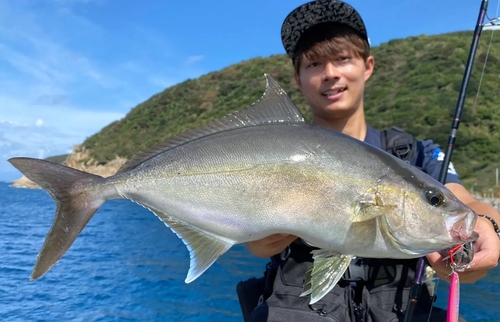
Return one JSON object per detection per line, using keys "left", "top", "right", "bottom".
{"left": 264, "top": 233, "right": 291, "bottom": 244}
{"left": 426, "top": 252, "right": 441, "bottom": 264}
{"left": 470, "top": 249, "right": 499, "bottom": 270}
{"left": 245, "top": 234, "right": 298, "bottom": 258}
{"left": 271, "top": 235, "right": 298, "bottom": 247}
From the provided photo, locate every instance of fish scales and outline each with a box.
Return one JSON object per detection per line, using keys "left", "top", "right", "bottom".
{"left": 106, "top": 124, "right": 397, "bottom": 253}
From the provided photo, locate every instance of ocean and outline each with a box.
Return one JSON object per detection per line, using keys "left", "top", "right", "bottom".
{"left": 1, "top": 181, "right": 499, "bottom": 321}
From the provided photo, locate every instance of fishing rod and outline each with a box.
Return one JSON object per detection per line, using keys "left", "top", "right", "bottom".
{"left": 438, "top": 0, "right": 489, "bottom": 184}
{"left": 403, "top": 1, "right": 490, "bottom": 321}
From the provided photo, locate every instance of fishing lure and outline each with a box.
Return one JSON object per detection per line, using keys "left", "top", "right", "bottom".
{"left": 447, "top": 271, "right": 460, "bottom": 322}
{"left": 445, "top": 241, "right": 474, "bottom": 322}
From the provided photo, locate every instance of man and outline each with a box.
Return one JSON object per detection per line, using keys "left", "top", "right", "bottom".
{"left": 240, "top": 1, "right": 500, "bottom": 321}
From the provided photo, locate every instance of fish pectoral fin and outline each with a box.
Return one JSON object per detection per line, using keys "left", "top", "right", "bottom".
{"left": 148, "top": 207, "right": 234, "bottom": 284}
{"left": 300, "top": 250, "right": 353, "bottom": 304}
{"left": 352, "top": 201, "right": 396, "bottom": 223}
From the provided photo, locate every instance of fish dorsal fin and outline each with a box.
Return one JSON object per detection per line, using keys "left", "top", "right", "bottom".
{"left": 116, "top": 74, "right": 306, "bottom": 174}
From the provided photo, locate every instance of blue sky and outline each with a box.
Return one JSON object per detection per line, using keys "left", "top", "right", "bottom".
{"left": 1, "top": 0, "right": 498, "bottom": 181}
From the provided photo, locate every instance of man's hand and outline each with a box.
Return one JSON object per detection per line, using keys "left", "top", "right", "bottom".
{"left": 245, "top": 234, "right": 298, "bottom": 258}
{"left": 426, "top": 216, "right": 500, "bottom": 283}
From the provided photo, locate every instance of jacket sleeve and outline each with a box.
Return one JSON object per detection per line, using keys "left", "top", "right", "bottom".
{"left": 419, "top": 139, "right": 462, "bottom": 185}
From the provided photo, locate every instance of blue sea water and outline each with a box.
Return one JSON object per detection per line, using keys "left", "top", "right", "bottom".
{"left": 1, "top": 181, "right": 499, "bottom": 321}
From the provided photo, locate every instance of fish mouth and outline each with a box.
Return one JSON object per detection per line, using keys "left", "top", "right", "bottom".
{"left": 465, "top": 231, "right": 479, "bottom": 243}
{"left": 381, "top": 209, "right": 479, "bottom": 256}
{"left": 448, "top": 211, "right": 478, "bottom": 243}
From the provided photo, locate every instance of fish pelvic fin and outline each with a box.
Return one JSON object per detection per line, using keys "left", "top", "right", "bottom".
{"left": 300, "top": 250, "right": 353, "bottom": 304}
{"left": 7, "top": 157, "right": 107, "bottom": 281}
{"left": 145, "top": 206, "right": 234, "bottom": 283}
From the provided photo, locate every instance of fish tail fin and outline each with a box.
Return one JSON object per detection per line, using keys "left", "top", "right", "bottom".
{"left": 8, "top": 157, "right": 108, "bottom": 280}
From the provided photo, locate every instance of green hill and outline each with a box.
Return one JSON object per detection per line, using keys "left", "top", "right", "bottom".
{"left": 45, "top": 154, "right": 69, "bottom": 164}
{"left": 81, "top": 30, "right": 500, "bottom": 194}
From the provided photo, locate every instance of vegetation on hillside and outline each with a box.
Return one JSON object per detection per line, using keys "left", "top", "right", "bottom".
{"left": 45, "top": 154, "right": 69, "bottom": 164}
{"left": 81, "top": 30, "right": 500, "bottom": 194}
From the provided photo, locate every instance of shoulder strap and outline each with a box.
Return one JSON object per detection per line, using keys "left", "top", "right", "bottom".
{"left": 381, "top": 126, "right": 423, "bottom": 168}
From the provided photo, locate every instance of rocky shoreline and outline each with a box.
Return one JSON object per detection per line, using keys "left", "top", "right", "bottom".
{"left": 10, "top": 176, "right": 40, "bottom": 189}
{"left": 9, "top": 145, "right": 127, "bottom": 189}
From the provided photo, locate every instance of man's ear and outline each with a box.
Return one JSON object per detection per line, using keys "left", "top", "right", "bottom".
{"left": 294, "top": 72, "right": 303, "bottom": 92}
{"left": 364, "top": 56, "right": 375, "bottom": 81}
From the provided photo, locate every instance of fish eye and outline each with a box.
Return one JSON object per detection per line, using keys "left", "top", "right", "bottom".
{"left": 425, "top": 189, "right": 445, "bottom": 206}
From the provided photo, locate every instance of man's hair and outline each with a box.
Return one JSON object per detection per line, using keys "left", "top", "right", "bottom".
{"left": 292, "top": 22, "right": 370, "bottom": 74}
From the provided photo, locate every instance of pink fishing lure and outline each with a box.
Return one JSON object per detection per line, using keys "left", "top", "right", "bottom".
{"left": 447, "top": 271, "right": 460, "bottom": 322}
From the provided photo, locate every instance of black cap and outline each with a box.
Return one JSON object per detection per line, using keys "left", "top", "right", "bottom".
{"left": 281, "top": 0, "right": 369, "bottom": 58}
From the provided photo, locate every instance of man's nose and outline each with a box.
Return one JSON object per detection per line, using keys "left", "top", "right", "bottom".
{"left": 323, "top": 61, "right": 340, "bottom": 81}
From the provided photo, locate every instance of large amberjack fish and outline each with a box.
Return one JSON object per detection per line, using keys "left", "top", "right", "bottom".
{"left": 8, "top": 74, "right": 478, "bottom": 304}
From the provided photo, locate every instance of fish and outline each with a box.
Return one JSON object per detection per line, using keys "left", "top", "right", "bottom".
{"left": 8, "top": 74, "right": 478, "bottom": 304}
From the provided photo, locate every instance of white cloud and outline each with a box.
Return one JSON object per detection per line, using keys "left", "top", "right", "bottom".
{"left": 148, "top": 76, "right": 178, "bottom": 89}
{"left": 33, "top": 94, "right": 68, "bottom": 106}
{"left": 0, "top": 94, "right": 125, "bottom": 138}
{"left": 0, "top": 34, "right": 118, "bottom": 90}
{"left": 0, "top": 121, "right": 73, "bottom": 181}
{"left": 0, "top": 1, "right": 124, "bottom": 180}
{"left": 0, "top": 1, "right": 207, "bottom": 180}
{"left": 1, "top": 121, "right": 73, "bottom": 156}
{"left": 50, "top": 0, "right": 100, "bottom": 5}
{"left": 186, "top": 55, "right": 205, "bottom": 64}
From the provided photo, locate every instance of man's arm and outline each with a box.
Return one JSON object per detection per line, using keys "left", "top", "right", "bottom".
{"left": 245, "top": 234, "right": 298, "bottom": 258}
{"left": 447, "top": 182, "right": 500, "bottom": 224}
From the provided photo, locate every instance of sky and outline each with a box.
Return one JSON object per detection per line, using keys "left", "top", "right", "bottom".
{"left": 1, "top": 0, "right": 499, "bottom": 181}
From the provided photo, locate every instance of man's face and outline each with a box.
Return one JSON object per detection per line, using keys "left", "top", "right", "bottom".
{"left": 294, "top": 48, "right": 374, "bottom": 122}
